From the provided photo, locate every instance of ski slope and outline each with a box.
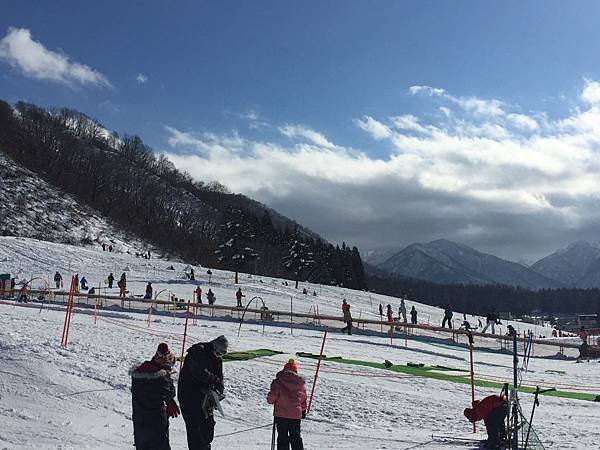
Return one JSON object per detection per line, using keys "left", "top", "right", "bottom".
{"left": 1, "top": 237, "right": 599, "bottom": 449}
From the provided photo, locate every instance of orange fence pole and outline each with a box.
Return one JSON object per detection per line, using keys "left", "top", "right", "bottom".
{"left": 93, "top": 299, "right": 99, "bottom": 326}
{"left": 468, "top": 331, "right": 476, "bottom": 433}
{"left": 179, "top": 301, "right": 191, "bottom": 372}
{"left": 147, "top": 301, "right": 154, "bottom": 328}
{"left": 62, "top": 277, "right": 77, "bottom": 347}
{"left": 290, "top": 297, "right": 294, "bottom": 336}
{"left": 307, "top": 328, "right": 328, "bottom": 414}
{"left": 60, "top": 276, "right": 75, "bottom": 346}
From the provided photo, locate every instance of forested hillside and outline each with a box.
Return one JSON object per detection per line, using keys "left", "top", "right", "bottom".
{"left": 0, "top": 100, "right": 366, "bottom": 289}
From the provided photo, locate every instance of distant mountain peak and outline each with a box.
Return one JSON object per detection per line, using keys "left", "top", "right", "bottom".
{"left": 378, "top": 239, "right": 562, "bottom": 290}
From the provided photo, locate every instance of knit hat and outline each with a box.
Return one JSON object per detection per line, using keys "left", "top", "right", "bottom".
{"left": 463, "top": 407, "right": 477, "bottom": 423}
{"left": 283, "top": 358, "right": 298, "bottom": 373}
{"left": 211, "top": 335, "right": 229, "bottom": 358}
{"left": 152, "top": 343, "right": 175, "bottom": 368}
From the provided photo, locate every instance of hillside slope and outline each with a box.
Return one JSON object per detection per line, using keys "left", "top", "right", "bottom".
{"left": 0, "top": 151, "right": 148, "bottom": 254}
{"left": 531, "top": 240, "right": 600, "bottom": 288}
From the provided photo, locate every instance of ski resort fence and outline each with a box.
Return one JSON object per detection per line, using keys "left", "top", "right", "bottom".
{"left": 9, "top": 285, "right": 585, "bottom": 360}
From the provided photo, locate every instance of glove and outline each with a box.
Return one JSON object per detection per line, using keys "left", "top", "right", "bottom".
{"left": 211, "top": 374, "right": 224, "bottom": 394}
{"left": 165, "top": 399, "right": 180, "bottom": 418}
{"left": 302, "top": 410, "right": 307, "bottom": 419}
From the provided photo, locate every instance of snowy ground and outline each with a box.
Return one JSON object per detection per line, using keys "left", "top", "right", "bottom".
{"left": 1, "top": 237, "right": 599, "bottom": 449}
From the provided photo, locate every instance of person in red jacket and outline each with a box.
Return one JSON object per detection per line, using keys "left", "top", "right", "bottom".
{"left": 464, "top": 394, "right": 507, "bottom": 449}
{"left": 235, "top": 288, "right": 245, "bottom": 307}
{"left": 267, "top": 359, "right": 307, "bottom": 450}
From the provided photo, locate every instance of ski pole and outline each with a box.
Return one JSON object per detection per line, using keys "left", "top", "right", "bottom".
{"left": 524, "top": 387, "right": 555, "bottom": 449}
{"left": 271, "top": 418, "right": 276, "bottom": 450}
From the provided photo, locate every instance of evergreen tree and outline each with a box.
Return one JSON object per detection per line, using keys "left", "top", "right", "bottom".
{"left": 214, "top": 206, "right": 259, "bottom": 283}
{"left": 281, "top": 228, "right": 315, "bottom": 288}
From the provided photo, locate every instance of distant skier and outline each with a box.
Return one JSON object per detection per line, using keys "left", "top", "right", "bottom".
{"left": 482, "top": 309, "right": 499, "bottom": 334}
{"left": 178, "top": 335, "right": 229, "bottom": 450}
{"left": 108, "top": 245, "right": 113, "bottom": 252}
{"left": 206, "top": 269, "right": 212, "bottom": 283}
{"left": 107, "top": 272, "right": 115, "bottom": 289}
{"left": 9, "top": 278, "right": 15, "bottom": 298}
{"left": 207, "top": 289, "right": 216, "bottom": 305}
{"left": 442, "top": 304, "right": 453, "bottom": 329}
{"left": 190, "top": 268, "right": 195, "bottom": 281}
{"left": 18, "top": 284, "right": 29, "bottom": 303}
{"left": 53, "top": 271, "right": 62, "bottom": 289}
{"left": 399, "top": 298, "right": 407, "bottom": 323}
{"left": 386, "top": 304, "right": 393, "bottom": 323}
{"left": 410, "top": 306, "right": 418, "bottom": 324}
{"left": 102, "top": 243, "right": 106, "bottom": 251}
{"left": 74, "top": 274, "right": 80, "bottom": 294}
{"left": 130, "top": 342, "right": 180, "bottom": 450}
{"left": 341, "top": 299, "right": 353, "bottom": 335}
{"left": 379, "top": 303, "right": 383, "bottom": 317}
{"left": 236, "top": 288, "right": 245, "bottom": 308}
{"left": 267, "top": 358, "right": 307, "bottom": 450}
{"left": 118, "top": 273, "right": 127, "bottom": 298}
{"left": 144, "top": 283, "right": 153, "bottom": 300}
{"left": 80, "top": 277, "right": 88, "bottom": 291}
{"left": 464, "top": 394, "right": 507, "bottom": 449}
{"left": 195, "top": 286, "right": 203, "bottom": 304}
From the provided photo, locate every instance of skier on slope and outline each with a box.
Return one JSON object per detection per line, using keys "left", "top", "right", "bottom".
{"left": 17, "top": 284, "right": 29, "bottom": 303}
{"left": 235, "top": 288, "right": 245, "bottom": 308}
{"left": 130, "top": 342, "right": 180, "bottom": 450}
{"left": 267, "top": 358, "right": 307, "bottom": 450}
{"left": 107, "top": 272, "right": 115, "bottom": 289}
{"left": 399, "top": 298, "right": 407, "bottom": 323}
{"left": 463, "top": 394, "right": 508, "bottom": 449}
{"left": 379, "top": 303, "right": 383, "bottom": 317}
{"left": 207, "top": 289, "right": 216, "bottom": 305}
{"left": 195, "top": 287, "right": 203, "bottom": 304}
{"left": 178, "top": 335, "right": 229, "bottom": 450}
{"left": 118, "top": 273, "right": 127, "bottom": 298}
{"left": 386, "top": 304, "right": 394, "bottom": 323}
{"left": 144, "top": 283, "right": 153, "bottom": 300}
{"left": 80, "top": 276, "right": 88, "bottom": 291}
{"left": 442, "top": 304, "right": 453, "bottom": 329}
{"left": 341, "top": 299, "right": 353, "bottom": 335}
{"left": 482, "top": 309, "right": 499, "bottom": 334}
{"left": 53, "top": 271, "right": 62, "bottom": 289}
{"left": 410, "top": 306, "right": 418, "bottom": 324}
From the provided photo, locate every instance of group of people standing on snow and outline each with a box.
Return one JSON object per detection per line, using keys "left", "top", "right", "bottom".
{"left": 379, "top": 300, "right": 418, "bottom": 325}
{"left": 131, "top": 335, "right": 307, "bottom": 450}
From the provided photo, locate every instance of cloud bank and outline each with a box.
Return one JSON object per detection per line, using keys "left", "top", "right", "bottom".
{"left": 163, "top": 80, "right": 600, "bottom": 261}
{"left": 0, "top": 27, "right": 110, "bottom": 88}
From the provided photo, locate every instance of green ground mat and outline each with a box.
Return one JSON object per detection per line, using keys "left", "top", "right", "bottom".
{"left": 295, "top": 353, "right": 598, "bottom": 402}
{"left": 224, "top": 349, "right": 283, "bottom": 361}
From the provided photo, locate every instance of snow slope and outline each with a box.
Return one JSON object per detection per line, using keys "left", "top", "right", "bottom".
{"left": 0, "top": 151, "right": 150, "bottom": 255}
{"left": 1, "top": 237, "right": 599, "bottom": 449}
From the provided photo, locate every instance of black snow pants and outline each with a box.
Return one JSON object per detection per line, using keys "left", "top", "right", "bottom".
{"left": 341, "top": 321, "right": 353, "bottom": 335}
{"left": 182, "top": 413, "right": 215, "bottom": 450}
{"left": 442, "top": 315, "right": 453, "bottom": 328}
{"left": 275, "top": 417, "right": 304, "bottom": 450}
{"left": 484, "top": 403, "right": 507, "bottom": 447}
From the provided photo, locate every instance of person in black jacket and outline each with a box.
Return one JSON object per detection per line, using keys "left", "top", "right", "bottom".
{"left": 130, "top": 343, "right": 180, "bottom": 450}
{"left": 178, "top": 335, "right": 229, "bottom": 450}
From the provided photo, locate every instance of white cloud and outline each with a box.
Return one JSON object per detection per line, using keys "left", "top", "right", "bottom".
{"left": 581, "top": 79, "right": 600, "bottom": 105}
{"left": 162, "top": 80, "right": 600, "bottom": 260}
{"left": 0, "top": 27, "right": 111, "bottom": 88}
{"left": 354, "top": 115, "right": 392, "bottom": 140}
{"left": 136, "top": 73, "right": 148, "bottom": 83}
{"left": 409, "top": 85, "right": 445, "bottom": 96}
{"left": 390, "top": 114, "right": 427, "bottom": 133}
{"left": 279, "top": 124, "right": 335, "bottom": 148}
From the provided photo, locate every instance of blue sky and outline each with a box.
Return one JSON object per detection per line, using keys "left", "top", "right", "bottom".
{"left": 3, "top": 1, "right": 600, "bottom": 261}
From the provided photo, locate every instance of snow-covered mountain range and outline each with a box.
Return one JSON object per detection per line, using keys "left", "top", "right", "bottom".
{"left": 375, "top": 239, "right": 600, "bottom": 289}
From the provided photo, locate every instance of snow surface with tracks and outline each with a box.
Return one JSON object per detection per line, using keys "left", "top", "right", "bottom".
{"left": 1, "top": 237, "right": 599, "bottom": 449}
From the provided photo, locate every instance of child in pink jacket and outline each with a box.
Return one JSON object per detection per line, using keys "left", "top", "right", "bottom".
{"left": 267, "top": 359, "right": 307, "bottom": 450}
